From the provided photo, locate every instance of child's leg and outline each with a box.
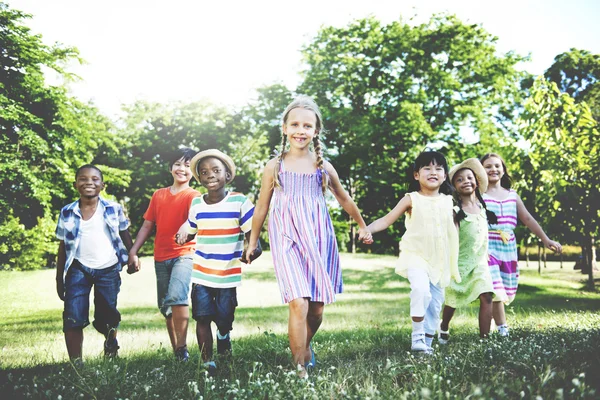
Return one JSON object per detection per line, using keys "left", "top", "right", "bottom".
{"left": 154, "top": 259, "right": 177, "bottom": 349}
{"left": 196, "top": 320, "right": 213, "bottom": 362}
{"left": 165, "top": 256, "right": 193, "bottom": 351}
{"left": 288, "top": 297, "right": 309, "bottom": 367}
{"left": 191, "top": 284, "right": 217, "bottom": 362}
{"left": 424, "top": 282, "right": 444, "bottom": 344}
{"left": 63, "top": 261, "right": 93, "bottom": 360}
{"left": 65, "top": 329, "right": 84, "bottom": 360}
{"left": 492, "top": 301, "right": 507, "bottom": 326}
{"left": 304, "top": 301, "right": 324, "bottom": 364}
{"left": 214, "top": 288, "right": 237, "bottom": 355}
{"left": 92, "top": 264, "right": 122, "bottom": 357}
{"left": 440, "top": 305, "right": 455, "bottom": 333}
{"left": 407, "top": 269, "right": 431, "bottom": 351}
{"left": 479, "top": 293, "right": 493, "bottom": 338}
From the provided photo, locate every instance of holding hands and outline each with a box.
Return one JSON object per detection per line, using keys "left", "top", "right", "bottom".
{"left": 543, "top": 238, "right": 562, "bottom": 254}
{"left": 127, "top": 252, "right": 141, "bottom": 274}
{"left": 358, "top": 227, "right": 373, "bottom": 244}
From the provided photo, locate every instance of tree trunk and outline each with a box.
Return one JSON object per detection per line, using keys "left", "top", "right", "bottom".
{"left": 543, "top": 246, "right": 547, "bottom": 268}
{"left": 349, "top": 180, "right": 356, "bottom": 254}
{"left": 560, "top": 252, "right": 563, "bottom": 269}
{"left": 526, "top": 247, "right": 530, "bottom": 268}
{"left": 587, "top": 235, "right": 596, "bottom": 288}
{"left": 538, "top": 244, "right": 542, "bottom": 275}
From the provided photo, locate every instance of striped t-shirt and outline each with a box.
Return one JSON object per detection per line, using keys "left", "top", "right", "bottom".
{"left": 184, "top": 192, "right": 254, "bottom": 288}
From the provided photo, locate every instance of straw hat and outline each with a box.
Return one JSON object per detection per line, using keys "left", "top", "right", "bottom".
{"left": 449, "top": 158, "right": 488, "bottom": 193}
{"left": 190, "top": 149, "right": 236, "bottom": 184}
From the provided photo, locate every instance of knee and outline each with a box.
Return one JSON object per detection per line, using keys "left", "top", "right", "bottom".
{"left": 481, "top": 293, "right": 493, "bottom": 305}
{"left": 195, "top": 315, "right": 213, "bottom": 325}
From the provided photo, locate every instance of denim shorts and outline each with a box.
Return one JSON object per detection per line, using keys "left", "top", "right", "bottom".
{"left": 63, "top": 260, "right": 121, "bottom": 334}
{"left": 191, "top": 284, "right": 237, "bottom": 333}
{"left": 155, "top": 256, "right": 193, "bottom": 317}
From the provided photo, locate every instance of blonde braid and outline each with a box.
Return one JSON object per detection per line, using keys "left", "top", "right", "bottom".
{"left": 313, "top": 134, "right": 328, "bottom": 194}
{"left": 273, "top": 134, "right": 287, "bottom": 190}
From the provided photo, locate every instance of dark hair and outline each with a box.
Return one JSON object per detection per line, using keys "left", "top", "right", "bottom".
{"left": 480, "top": 153, "right": 512, "bottom": 189}
{"left": 169, "top": 147, "right": 197, "bottom": 169}
{"left": 452, "top": 167, "right": 498, "bottom": 226}
{"left": 408, "top": 151, "right": 453, "bottom": 195}
{"left": 76, "top": 164, "right": 103, "bottom": 181}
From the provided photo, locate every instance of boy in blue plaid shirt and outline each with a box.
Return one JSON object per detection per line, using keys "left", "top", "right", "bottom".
{"left": 55, "top": 164, "right": 134, "bottom": 363}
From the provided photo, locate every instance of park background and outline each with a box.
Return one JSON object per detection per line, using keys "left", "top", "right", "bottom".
{"left": 1, "top": 0, "right": 599, "bottom": 398}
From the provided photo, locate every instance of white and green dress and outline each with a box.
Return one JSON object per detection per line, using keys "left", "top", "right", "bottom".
{"left": 444, "top": 206, "right": 495, "bottom": 308}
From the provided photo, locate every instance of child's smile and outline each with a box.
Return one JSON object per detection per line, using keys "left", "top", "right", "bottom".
{"left": 283, "top": 108, "right": 317, "bottom": 150}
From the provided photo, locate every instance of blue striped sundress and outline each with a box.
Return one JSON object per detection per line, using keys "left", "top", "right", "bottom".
{"left": 483, "top": 190, "right": 518, "bottom": 304}
{"left": 268, "top": 160, "right": 341, "bottom": 304}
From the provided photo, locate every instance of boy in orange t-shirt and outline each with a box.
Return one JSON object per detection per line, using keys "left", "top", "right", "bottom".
{"left": 129, "top": 148, "right": 200, "bottom": 361}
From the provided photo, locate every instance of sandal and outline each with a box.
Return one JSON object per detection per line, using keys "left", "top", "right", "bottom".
{"left": 438, "top": 324, "right": 450, "bottom": 345}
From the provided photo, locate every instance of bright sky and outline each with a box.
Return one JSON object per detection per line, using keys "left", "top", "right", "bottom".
{"left": 7, "top": 0, "right": 600, "bottom": 119}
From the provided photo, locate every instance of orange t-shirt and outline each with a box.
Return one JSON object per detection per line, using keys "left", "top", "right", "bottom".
{"left": 143, "top": 187, "right": 200, "bottom": 262}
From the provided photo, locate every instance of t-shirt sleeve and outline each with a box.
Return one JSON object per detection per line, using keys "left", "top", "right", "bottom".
{"left": 55, "top": 211, "right": 65, "bottom": 240}
{"left": 143, "top": 191, "right": 158, "bottom": 222}
{"left": 239, "top": 195, "right": 255, "bottom": 233}
{"left": 184, "top": 197, "right": 201, "bottom": 235}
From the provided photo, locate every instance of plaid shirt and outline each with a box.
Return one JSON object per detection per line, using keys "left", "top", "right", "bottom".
{"left": 56, "top": 197, "right": 129, "bottom": 281}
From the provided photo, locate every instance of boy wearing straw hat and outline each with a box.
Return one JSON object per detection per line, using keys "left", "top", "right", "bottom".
{"left": 176, "top": 149, "right": 261, "bottom": 374}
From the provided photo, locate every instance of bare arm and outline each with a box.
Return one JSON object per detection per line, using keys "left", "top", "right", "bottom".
{"left": 245, "top": 158, "right": 276, "bottom": 264}
{"left": 325, "top": 162, "right": 372, "bottom": 244}
{"left": 127, "top": 219, "right": 155, "bottom": 272}
{"left": 56, "top": 241, "right": 66, "bottom": 301}
{"left": 367, "top": 195, "right": 412, "bottom": 234}
{"left": 515, "top": 194, "right": 562, "bottom": 253}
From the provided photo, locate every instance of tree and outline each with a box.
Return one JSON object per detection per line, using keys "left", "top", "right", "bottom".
{"left": 519, "top": 77, "right": 599, "bottom": 287}
{"left": 0, "top": 3, "right": 126, "bottom": 269}
{"left": 299, "top": 14, "right": 527, "bottom": 253}
{"left": 544, "top": 48, "right": 600, "bottom": 123}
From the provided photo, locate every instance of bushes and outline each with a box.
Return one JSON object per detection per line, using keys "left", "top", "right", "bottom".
{"left": 0, "top": 214, "right": 57, "bottom": 270}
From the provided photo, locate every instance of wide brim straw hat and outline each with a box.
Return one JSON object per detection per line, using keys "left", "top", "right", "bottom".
{"left": 449, "top": 158, "right": 488, "bottom": 194}
{"left": 190, "top": 149, "right": 236, "bottom": 184}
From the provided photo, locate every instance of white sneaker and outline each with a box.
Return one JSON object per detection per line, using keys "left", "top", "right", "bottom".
{"left": 497, "top": 325, "right": 510, "bottom": 337}
{"left": 411, "top": 333, "right": 429, "bottom": 352}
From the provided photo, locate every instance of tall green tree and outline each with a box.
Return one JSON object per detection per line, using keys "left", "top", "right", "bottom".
{"left": 544, "top": 48, "right": 600, "bottom": 123}
{"left": 299, "top": 14, "right": 527, "bottom": 253}
{"left": 0, "top": 3, "right": 125, "bottom": 269}
{"left": 519, "top": 77, "right": 599, "bottom": 286}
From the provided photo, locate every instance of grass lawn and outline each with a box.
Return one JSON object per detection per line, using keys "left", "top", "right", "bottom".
{"left": 1, "top": 253, "right": 599, "bottom": 399}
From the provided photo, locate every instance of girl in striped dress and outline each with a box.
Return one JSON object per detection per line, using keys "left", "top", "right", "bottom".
{"left": 246, "top": 95, "right": 372, "bottom": 378}
{"left": 481, "top": 153, "right": 562, "bottom": 336}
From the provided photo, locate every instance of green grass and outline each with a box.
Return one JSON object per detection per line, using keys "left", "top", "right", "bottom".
{"left": 1, "top": 253, "right": 599, "bottom": 399}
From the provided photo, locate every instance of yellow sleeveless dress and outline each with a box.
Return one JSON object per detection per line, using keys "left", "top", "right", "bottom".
{"left": 396, "top": 192, "right": 460, "bottom": 288}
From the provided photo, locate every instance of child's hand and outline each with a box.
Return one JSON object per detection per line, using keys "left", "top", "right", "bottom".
{"left": 242, "top": 240, "right": 262, "bottom": 264}
{"left": 56, "top": 277, "right": 65, "bottom": 301}
{"left": 358, "top": 227, "right": 373, "bottom": 244}
{"left": 127, "top": 254, "right": 140, "bottom": 274}
{"left": 544, "top": 239, "right": 563, "bottom": 254}
{"left": 175, "top": 230, "right": 192, "bottom": 245}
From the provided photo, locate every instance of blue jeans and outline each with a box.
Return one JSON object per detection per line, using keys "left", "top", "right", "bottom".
{"left": 154, "top": 256, "right": 193, "bottom": 317}
{"left": 191, "top": 284, "right": 237, "bottom": 333}
{"left": 63, "top": 260, "right": 121, "bottom": 334}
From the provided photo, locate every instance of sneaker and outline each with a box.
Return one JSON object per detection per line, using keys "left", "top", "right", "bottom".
{"left": 438, "top": 324, "right": 450, "bottom": 345}
{"left": 497, "top": 325, "right": 510, "bottom": 337}
{"left": 103, "top": 328, "right": 119, "bottom": 358}
{"left": 175, "top": 345, "right": 189, "bottom": 362}
{"left": 305, "top": 345, "right": 316, "bottom": 370}
{"left": 217, "top": 333, "right": 231, "bottom": 355}
{"left": 203, "top": 361, "right": 217, "bottom": 376}
{"left": 411, "top": 333, "right": 429, "bottom": 353}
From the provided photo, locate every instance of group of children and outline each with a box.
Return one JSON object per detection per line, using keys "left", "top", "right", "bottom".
{"left": 55, "top": 95, "right": 562, "bottom": 377}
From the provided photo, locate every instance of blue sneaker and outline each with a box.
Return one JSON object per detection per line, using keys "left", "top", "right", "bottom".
{"left": 305, "top": 345, "right": 316, "bottom": 370}
{"left": 203, "top": 361, "right": 217, "bottom": 376}
{"left": 175, "top": 345, "right": 189, "bottom": 362}
{"left": 217, "top": 333, "right": 231, "bottom": 355}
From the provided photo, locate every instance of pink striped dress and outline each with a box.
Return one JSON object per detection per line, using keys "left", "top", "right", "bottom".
{"left": 483, "top": 190, "right": 518, "bottom": 304}
{"left": 268, "top": 160, "right": 341, "bottom": 304}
